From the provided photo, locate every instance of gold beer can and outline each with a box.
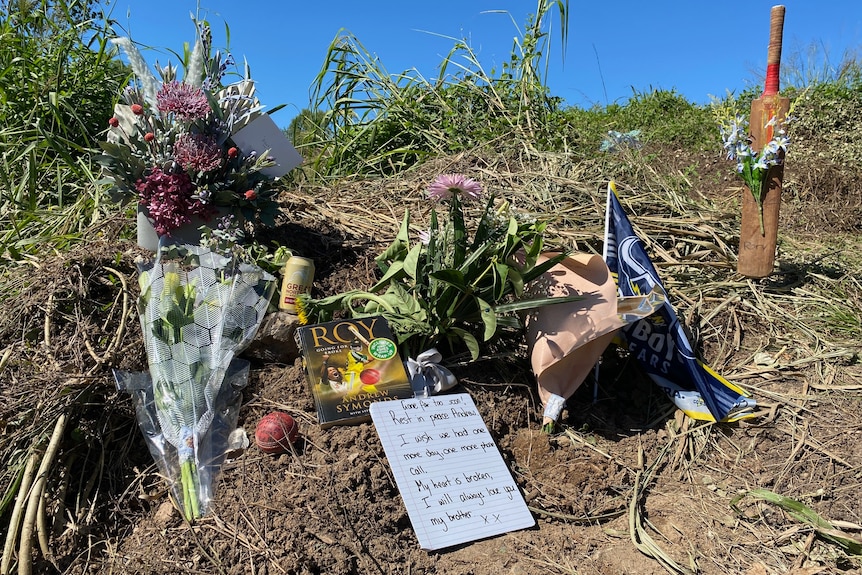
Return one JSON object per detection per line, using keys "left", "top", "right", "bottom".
{"left": 279, "top": 256, "right": 315, "bottom": 313}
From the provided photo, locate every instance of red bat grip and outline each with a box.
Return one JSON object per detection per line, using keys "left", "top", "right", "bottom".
{"left": 764, "top": 5, "right": 785, "bottom": 96}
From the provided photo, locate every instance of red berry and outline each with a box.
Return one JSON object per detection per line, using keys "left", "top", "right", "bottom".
{"left": 131, "top": 103, "right": 144, "bottom": 115}
{"left": 227, "top": 146, "right": 238, "bottom": 158}
{"left": 108, "top": 117, "right": 119, "bottom": 128}
{"left": 244, "top": 189, "right": 257, "bottom": 200}
{"left": 144, "top": 132, "right": 155, "bottom": 142}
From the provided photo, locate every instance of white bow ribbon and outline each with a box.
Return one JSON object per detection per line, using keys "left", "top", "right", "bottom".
{"left": 403, "top": 348, "right": 458, "bottom": 397}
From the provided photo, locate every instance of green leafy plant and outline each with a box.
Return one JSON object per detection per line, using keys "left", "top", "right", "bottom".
{"left": 0, "top": 0, "right": 127, "bottom": 261}
{"left": 298, "top": 173, "right": 577, "bottom": 360}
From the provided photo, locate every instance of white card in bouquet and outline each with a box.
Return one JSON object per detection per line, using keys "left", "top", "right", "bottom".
{"left": 370, "top": 393, "right": 535, "bottom": 550}
{"left": 230, "top": 114, "right": 303, "bottom": 177}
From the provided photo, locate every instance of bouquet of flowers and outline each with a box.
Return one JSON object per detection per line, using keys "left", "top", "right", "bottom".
{"left": 115, "top": 244, "right": 276, "bottom": 521}
{"left": 297, "top": 174, "right": 579, "bottom": 363}
{"left": 718, "top": 113, "right": 790, "bottom": 234}
{"left": 98, "top": 21, "right": 294, "bottom": 239}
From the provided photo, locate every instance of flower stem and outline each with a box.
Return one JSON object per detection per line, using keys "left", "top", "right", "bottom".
{"left": 180, "top": 458, "right": 201, "bottom": 521}
{"left": 758, "top": 203, "right": 765, "bottom": 236}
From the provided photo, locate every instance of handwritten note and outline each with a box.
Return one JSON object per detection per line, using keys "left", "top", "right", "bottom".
{"left": 370, "top": 393, "right": 534, "bottom": 550}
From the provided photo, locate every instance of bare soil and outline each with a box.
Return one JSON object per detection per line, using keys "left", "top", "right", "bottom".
{"left": 1, "top": 148, "right": 861, "bottom": 575}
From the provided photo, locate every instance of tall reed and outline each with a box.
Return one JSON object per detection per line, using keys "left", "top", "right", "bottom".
{"left": 300, "top": 0, "right": 570, "bottom": 177}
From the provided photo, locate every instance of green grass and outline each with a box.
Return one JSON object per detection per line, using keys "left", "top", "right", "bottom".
{"left": 0, "top": 0, "right": 127, "bottom": 263}
{"left": 295, "top": 0, "right": 571, "bottom": 177}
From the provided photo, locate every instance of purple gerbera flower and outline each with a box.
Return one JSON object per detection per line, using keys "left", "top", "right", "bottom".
{"left": 174, "top": 133, "right": 223, "bottom": 172}
{"left": 157, "top": 81, "right": 211, "bottom": 121}
{"left": 426, "top": 173, "right": 483, "bottom": 202}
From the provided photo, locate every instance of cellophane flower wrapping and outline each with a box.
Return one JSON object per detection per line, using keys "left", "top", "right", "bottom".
{"left": 115, "top": 242, "right": 275, "bottom": 520}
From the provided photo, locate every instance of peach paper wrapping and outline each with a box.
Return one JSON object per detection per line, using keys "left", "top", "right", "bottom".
{"left": 524, "top": 252, "right": 626, "bottom": 422}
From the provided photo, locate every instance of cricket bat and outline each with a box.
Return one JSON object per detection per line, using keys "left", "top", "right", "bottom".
{"left": 737, "top": 5, "right": 791, "bottom": 278}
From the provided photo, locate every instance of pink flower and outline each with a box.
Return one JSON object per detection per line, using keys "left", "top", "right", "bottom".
{"left": 131, "top": 103, "right": 144, "bottom": 115}
{"left": 173, "top": 134, "right": 223, "bottom": 172}
{"left": 135, "top": 167, "right": 212, "bottom": 235}
{"left": 244, "top": 189, "right": 257, "bottom": 200}
{"left": 156, "top": 81, "right": 210, "bottom": 121}
{"left": 426, "top": 173, "right": 483, "bottom": 202}
{"left": 108, "top": 117, "right": 119, "bottom": 128}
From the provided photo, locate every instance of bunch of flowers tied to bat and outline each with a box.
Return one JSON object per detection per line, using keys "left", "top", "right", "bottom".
{"left": 718, "top": 111, "right": 790, "bottom": 234}
{"left": 97, "top": 20, "right": 281, "bottom": 236}
{"left": 297, "top": 174, "right": 579, "bottom": 361}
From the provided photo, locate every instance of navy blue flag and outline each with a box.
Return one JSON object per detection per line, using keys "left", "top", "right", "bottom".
{"left": 603, "top": 182, "right": 756, "bottom": 421}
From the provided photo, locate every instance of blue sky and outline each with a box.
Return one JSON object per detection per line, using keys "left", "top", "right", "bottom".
{"left": 109, "top": 1, "right": 861, "bottom": 128}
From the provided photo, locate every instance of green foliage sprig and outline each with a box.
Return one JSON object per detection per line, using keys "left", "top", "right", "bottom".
{"left": 298, "top": 174, "right": 578, "bottom": 360}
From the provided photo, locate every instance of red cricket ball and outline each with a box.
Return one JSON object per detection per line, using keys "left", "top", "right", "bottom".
{"left": 255, "top": 412, "right": 299, "bottom": 454}
{"left": 359, "top": 368, "right": 380, "bottom": 385}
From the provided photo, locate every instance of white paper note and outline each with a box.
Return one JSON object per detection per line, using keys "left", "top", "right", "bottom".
{"left": 370, "top": 393, "right": 535, "bottom": 550}
{"left": 230, "top": 114, "right": 303, "bottom": 177}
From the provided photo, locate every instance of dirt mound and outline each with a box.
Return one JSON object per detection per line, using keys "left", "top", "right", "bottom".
{"left": 1, "top": 151, "right": 861, "bottom": 574}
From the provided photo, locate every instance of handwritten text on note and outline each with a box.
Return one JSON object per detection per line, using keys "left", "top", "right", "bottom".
{"left": 370, "top": 393, "right": 534, "bottom": 550}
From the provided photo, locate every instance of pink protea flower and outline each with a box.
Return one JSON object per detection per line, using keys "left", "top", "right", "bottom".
{"left": 173, "top": 134, "right": 223, "bottom": 172}
{"left": 426, "top": 173, "right": 483, "bottom": 202}
{"left": 156, "top": 81, "right": 211, "bottom": 121}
